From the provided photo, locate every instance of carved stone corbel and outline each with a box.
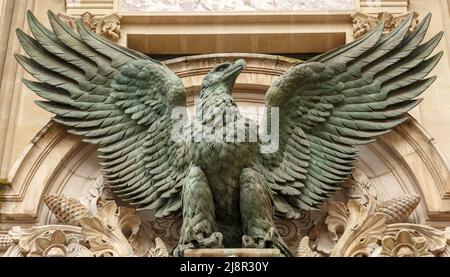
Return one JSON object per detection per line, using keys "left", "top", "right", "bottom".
{"left": 58, "top": 12, "right": 121, "bottom": 42}
{"left": 351, "top": 11, "right": 420, "bottom": 39}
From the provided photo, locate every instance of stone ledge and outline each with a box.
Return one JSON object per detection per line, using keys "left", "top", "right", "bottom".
{"left": 184, "top": 248, "right": 281, "bottom": 257}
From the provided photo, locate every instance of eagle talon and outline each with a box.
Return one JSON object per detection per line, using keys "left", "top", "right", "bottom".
{"left": 242, "top": 235, "right": 258, "bottom": 248}
{"left": 174, "top": 231, "right": 224, "bottom": 256}
{"left": 241, "top": 228, "right": 276, "bottom": 249}
{"left": 242, "top": 227, "right": 290, "bottom": 256}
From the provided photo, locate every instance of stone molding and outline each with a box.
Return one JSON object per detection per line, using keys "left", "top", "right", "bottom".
{"left": 65, "top": 0, "right": 115, "bottom": 16}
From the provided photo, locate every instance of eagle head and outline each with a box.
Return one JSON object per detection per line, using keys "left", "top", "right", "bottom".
{"left": 200, "top": 59, "right": 246, "bottom": 93}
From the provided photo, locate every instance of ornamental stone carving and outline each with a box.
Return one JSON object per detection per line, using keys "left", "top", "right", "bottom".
{"left": 351, "top": 11, "right": 420, "bottom": 39}
{"left": 120, "top": 0, "right": 354, "bottom": 12}
{"left": 296, "top": 236, "right": 320, "bottom": 257}
{"left": 3, "top": 167, "right": 449, "bottom": 257}
{"left": 0, "top": 234, "right": 13, "bottom": 251}
{"left": 43, "top": 195, "right": 91, "bottom": 226}
{"left": 377, "top": 229, "right": 433, "bottom": 257}
{"left": 25, "top": 229, "right": 92, "bottom": 257}
{"left": 144, "top": 238, "right": 170, "bottom": 257}
{"left": 299, "top": 168, "right": 450, "bottom": 257}
{"left": 374, "top": 195, "right": 421, "bottom": 224}
{"left": 57, "top": 12, "right": 121, "bottom": 42}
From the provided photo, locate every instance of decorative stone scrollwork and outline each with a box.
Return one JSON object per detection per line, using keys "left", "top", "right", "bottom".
{"left": 80, "top": 201, "right": 140, "bottom": 257}
{"left": 145, "top": 238, "right": 170, "bottom": 257}
{"left": 25, "top": 229, "right": 92, "bottom": 257}
{"left": 351, "top": 11, "right": 420, "bottom": 39}
{"left": 375, "top": 229, "right": 433, "bottom": 257}
{"left": 304, "top": 168, "right": 450, "bottom": 257}
{"left": 80, "top": 175, "right": 114, "bottom": 214}
{"left": 384, "top": 223, "right": 448, "bottom": 256}
{"left": 3, "top": 198, "right": 145, "bottom": 257}
{"left": 133, "top": 218, "right": 182, "bottom": 254}
{"left": 5, "top": 225, "right": 89, "bottom": 257}
{"left": 58, "top": 12, "right": 121, "bottom": 42}
{"left": 328, "top": 200, "right": 387, "bottom": 257}
{"left": 275, "top": 214, "right": 314, "bottom": 253}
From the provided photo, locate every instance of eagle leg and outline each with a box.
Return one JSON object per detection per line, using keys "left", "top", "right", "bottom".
{"left": 173, "top": 166, "right": 223, "bottom": 256}
{"left": 239, "top": 168, "right": 292, "bottom": 256}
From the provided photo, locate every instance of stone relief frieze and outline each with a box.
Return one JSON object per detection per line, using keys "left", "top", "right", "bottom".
{"left": 120, "top": 0, "right": 354, "bottom": 12}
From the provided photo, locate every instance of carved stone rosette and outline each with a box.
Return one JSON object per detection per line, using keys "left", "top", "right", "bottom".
{"left": 58, "top": 12, "right": 121, "bottom": 42}
{"left": 2, "top": 169, "right": 450, "bottom": 257}
{"left": 351, "top": 11, "right": 420, "bottom": 39}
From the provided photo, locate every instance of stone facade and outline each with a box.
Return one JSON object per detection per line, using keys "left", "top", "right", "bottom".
{"left": 1, "top": 0, "right": 450, "bottom": 256}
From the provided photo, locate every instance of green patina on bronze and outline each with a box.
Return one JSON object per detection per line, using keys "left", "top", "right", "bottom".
{"left": 15, "top": 11, "right": 442, "bottom": 256}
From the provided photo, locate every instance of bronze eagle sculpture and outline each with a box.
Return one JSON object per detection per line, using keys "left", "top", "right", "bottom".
{"left": 15, "top": 11, "right": 442, "bottom": 256}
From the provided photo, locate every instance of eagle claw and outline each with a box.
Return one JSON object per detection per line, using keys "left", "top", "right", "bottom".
{"left": 173, "top": 229, "right": 224, "bottom": 256}
{"left": 242, "top": 227, "right": 276, "bottom": 248}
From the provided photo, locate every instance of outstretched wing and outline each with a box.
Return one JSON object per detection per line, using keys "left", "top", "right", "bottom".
{"left": 16, "top": 11, "right": 189, "bottom": 217}
{"left": 257, "top": 14, "right": 443, "bottom": 218}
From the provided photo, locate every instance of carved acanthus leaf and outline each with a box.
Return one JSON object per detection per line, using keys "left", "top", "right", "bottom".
{"left": 325, "top": 202, "right": 349, "bottom": 242}
{"left": 343, "top": 168, "right": 378, "bottom": 213}
{"left": 80, "top": 174, "right": 113, "bottom": 214}
{"left": 79, "top": 201, "right": 140, "bottom": 257}
{"left": 145, "top": 238, "right": 170, "bottom": 257}
{"left": 330, "top": 200, "right": 387, "bottom": 257}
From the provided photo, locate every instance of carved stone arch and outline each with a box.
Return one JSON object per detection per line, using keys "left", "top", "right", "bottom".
{"left": 1, "top": 53, "right": 450, "bottom": 234}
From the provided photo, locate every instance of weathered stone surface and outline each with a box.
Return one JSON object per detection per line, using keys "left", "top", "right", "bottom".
{"left": 121, "top": 0, "right": 354, "bottom": 12}
{"left": 184, "top": 248, "right": 281, "bottom": 257}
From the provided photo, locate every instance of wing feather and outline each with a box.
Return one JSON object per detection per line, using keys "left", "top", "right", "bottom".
{"left": 258, "top": 13, "right": 442, "bottom": 218}
{"left": 16, "top": 11, "right": 188, "bottom": 216}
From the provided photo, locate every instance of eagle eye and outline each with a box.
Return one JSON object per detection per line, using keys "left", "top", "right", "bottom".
{"left": 215, "top": 64, "right": 229, "bottom": 72}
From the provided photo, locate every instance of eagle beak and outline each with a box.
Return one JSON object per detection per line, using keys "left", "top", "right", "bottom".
{"left": 230, "top": 59, "right": 246, "bottom": 74}
{"left": 224, "top": 59, "right": 246, "bottom": 92}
